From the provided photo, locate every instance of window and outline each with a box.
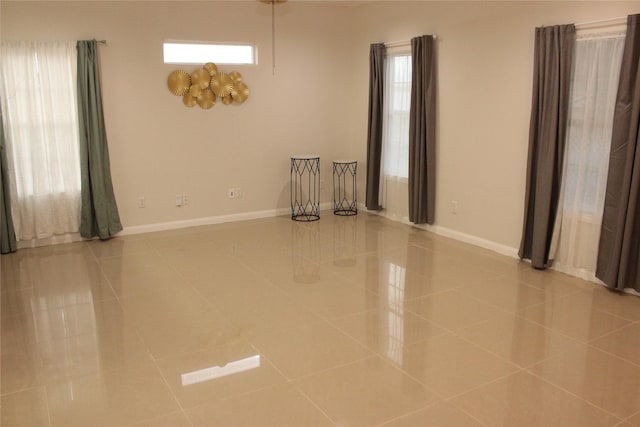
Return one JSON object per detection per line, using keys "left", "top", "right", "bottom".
{"left": 562, "top": 34, "right": 625, "bottom": 216}
{"left": 0, "top": 41, "right": 81, "bottom": 240}
{"left": 551, "top": 32, "right": 625, "bottom": 277}
{"left": 382, "top": 52, "right": 411, "bottom": 179}
{"left": 163, "top": 42, "right": 256, "bottom": 65}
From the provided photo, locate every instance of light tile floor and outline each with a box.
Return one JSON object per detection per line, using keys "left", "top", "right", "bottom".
{"left": 1, "top": 212, "right": 639, "bottom": 427}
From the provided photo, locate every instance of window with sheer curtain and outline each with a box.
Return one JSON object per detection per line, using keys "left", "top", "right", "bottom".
{"left": 551, "top": 32, "right": 625, "bottom": 279}
{"left": 0, "top": 41, "right": 81, "bottom": 241}
{"left": 379, "top": 50, "right": 411, "bottom": 218}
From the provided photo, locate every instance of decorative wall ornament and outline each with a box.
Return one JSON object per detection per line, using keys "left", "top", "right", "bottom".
{"left": 167, "top": 70, "right": 190, "bottom": 96}
{"left": 167, "top": 62, "right": 249, "bottom": 109}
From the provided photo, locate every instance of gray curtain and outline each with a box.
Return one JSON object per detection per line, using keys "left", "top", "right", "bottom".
{"left": 77, "top": 40, "right": 122, "bottom": 239}
{"left": 1, "top": 104, "right": 17, "bottom": 254}
{"left": 408, "top": 35, "right": 436, "bottom": 225}
{"left": 365, "top": 43, "right": 385, "bottom": 210}
{"left": 518, "top": 24, "right": 575, "bottom": 269}
{"left": 596, "top": 14, "right": 640, "bottom": 292}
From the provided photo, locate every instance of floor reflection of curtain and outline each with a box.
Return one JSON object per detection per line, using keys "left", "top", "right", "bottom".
{"left": 384, "top": 262, "right": 406, "bottom": 365}
{"left": 333, "top": 217, "right": 357, "bottom": 267}
{"left": 364, "top": 216, "right": 382, "bottom": 356}
{"left": 291, "top": 225, "right": 320, "bottom": 284}
{"left": 36, "top": 251, "right": 105, "bottom": 409}
{"left": 379, "top": 177, "right": 409, "bottom": 221}
{"left": 362, "top": 223, "right": 417, "bottom": 366}
{"left": 364, "top": 216, "right": 383, "bottom": 296}
{"left": 402, "top": 244, "right": 433, "bottom": 372}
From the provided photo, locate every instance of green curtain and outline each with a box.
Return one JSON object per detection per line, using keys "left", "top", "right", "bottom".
{"left": 1, "top": 104, "right": 17, "bottom": 254}
{"left": 77, "top": 40, "right": 122, "bottom": 239}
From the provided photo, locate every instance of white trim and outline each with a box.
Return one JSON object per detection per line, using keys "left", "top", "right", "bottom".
{"left": 576, "top": 31, "right": 625, "bottom": 41}
{"left": 575, "top": 16, "right": 626, "bottom": 29}
{"left": 359, "top": 204, "right": 640, "bottom": 296}
{"left": 358, "top": 203, "right": 519, "bottom": 258}
{"left": 423, "top": 224, "right": 519, "bottom": 258}
{"left": 11, "top": 202, "right": 640, "bottom": 298}
{"left": 384, "top": 34, "right": 438, "bottom": 48}
{"left": 119, "top": 202, "right": 332, "bottom": 236}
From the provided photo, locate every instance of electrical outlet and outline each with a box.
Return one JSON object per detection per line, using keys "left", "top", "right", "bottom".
{"left": 228, "top": 188, "right": 236, "bottom": 199}
{"left": 137, "top": 197, "right": 145, "bottom": 208}
{"left": 450, "top": 200, "right": 459, "bottom": 215}
{"left": 175, "top": 195, "right": 184, "bottom": 206}
{"left": 183, "top": 194, "right": 189, "bottom": 205}
{"left": 235, "top": 187, "right": 242, "bottom": 198}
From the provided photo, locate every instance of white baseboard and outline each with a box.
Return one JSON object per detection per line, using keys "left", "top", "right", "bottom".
{"left": 120, "top": 202, "right": 333, "bottom": 236}
{"left": 358, "top": 203, "right": 519, "bottom": 258}
{"left": 425, "top": 224, "right": 520, "bottom": 258}
{"left": 12, "top": 202, "right": 640, "bottom": 297}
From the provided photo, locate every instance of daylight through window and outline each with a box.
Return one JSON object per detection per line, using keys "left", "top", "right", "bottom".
{"left": 163, "top": 42, "right": 256, "bottom": 65}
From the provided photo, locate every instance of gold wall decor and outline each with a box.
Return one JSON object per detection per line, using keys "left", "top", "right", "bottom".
{"left": 167, "top": 70, "right": 191, "bottom": 96}
{"left": 167, "top": 63, "right": 249, "bottom": 110}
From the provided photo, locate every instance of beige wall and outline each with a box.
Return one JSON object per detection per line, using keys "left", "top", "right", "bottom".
{"left": 1, "top": 1, "right": 355, "bottom": 228}
{"left": 2, "top": 1, "right": 639, "bottom": 252}
{"left": 347, "top": 1, "right": 639, "bottom": 250}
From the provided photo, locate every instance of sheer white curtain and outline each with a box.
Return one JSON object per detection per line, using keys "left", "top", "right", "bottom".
{"left": 550, "top": 33, "right": 625, "bottom": 280}
{"left": 379, "top": 50, "right": 411, "bottom": 220}
{"left": 0, "top": 41, "right": 81, "bottom": 241}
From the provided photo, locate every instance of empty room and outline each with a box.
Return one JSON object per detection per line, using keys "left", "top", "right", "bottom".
{"left": 1, "top": 1, "right": 640, "bottom": 426}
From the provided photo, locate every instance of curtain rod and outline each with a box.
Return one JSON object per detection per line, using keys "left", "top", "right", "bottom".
{"left": 575, "top": 16, "right": 626, "bottom": 28}
{"left": 384, "top": 34, "right": 438, "bottom": 48}
{"left": 96, "top": 40, "right": 107, "bottom": 45}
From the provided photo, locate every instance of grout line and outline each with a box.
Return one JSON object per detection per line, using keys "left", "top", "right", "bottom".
{"left": 149, "top": 358, "right": 190, "bottom": 424}
{"left": 371, "top": 403, "right": 440, "bottom": 427}
{"left": 4, "top": 212, "right": 640, "bottom": 426}
{"left": 525, "top": 366, "right": 627, "bottom": 422}
{"left": 584, "top": 340, "right": 640, "bottom": 369}
{"left": 120, "top": 410, "right": 191, "bottom": 427}
{"left": 623, "top": 410, "right": 640, "bottom": 425}
{"left": 289, "top": 354, "right": 377, "bottom": 383}
{"left": 295, "top": 385, "right": 340, "bottom": 427}
{"left": 442, "top": 368, "right": 528, "bottom": 403}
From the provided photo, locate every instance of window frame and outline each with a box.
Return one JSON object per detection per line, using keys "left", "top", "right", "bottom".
{"left": 381, "top": 47, "right": 412, "bottom": 181}
{"left": 162, "top": 41, "right": 257, "bottom": 65}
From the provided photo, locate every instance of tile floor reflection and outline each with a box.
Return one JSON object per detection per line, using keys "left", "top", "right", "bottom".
{"left": 1, "top": 212, "right": 639, "bottom": 426}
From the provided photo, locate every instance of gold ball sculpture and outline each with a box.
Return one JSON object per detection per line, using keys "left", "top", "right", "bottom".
{"left": 231, "top": 81, "right": 250, "bottom": 104}
{"left": 191, "top": 68, "right": 211, "bottom": 90}
{"left": 183, "top": 93, "right": 197, "bottom": 108}
{"left": 167, "top": 63, "right": 249, "bottom": 110}
{"left": 203, "top": 62, "right": 218, "bottom": 75}
{"left": 167, "top": 70, "right": 191, "bottom": 96}
{"left": 197, "top": 89, "right": 216, "bottom": 110}
{"left": 229, "top": 71, "right": 243, "bottom": 82}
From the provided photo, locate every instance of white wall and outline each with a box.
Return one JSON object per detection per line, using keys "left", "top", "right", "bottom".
{"left": 1, "top": 1, "right": 355, "bottom": 229}
{"left": 346, "top": 1, "right": 639, "bottom": 251}
{"left": 2, "top": 1, "right": 639, "bottom": 253}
